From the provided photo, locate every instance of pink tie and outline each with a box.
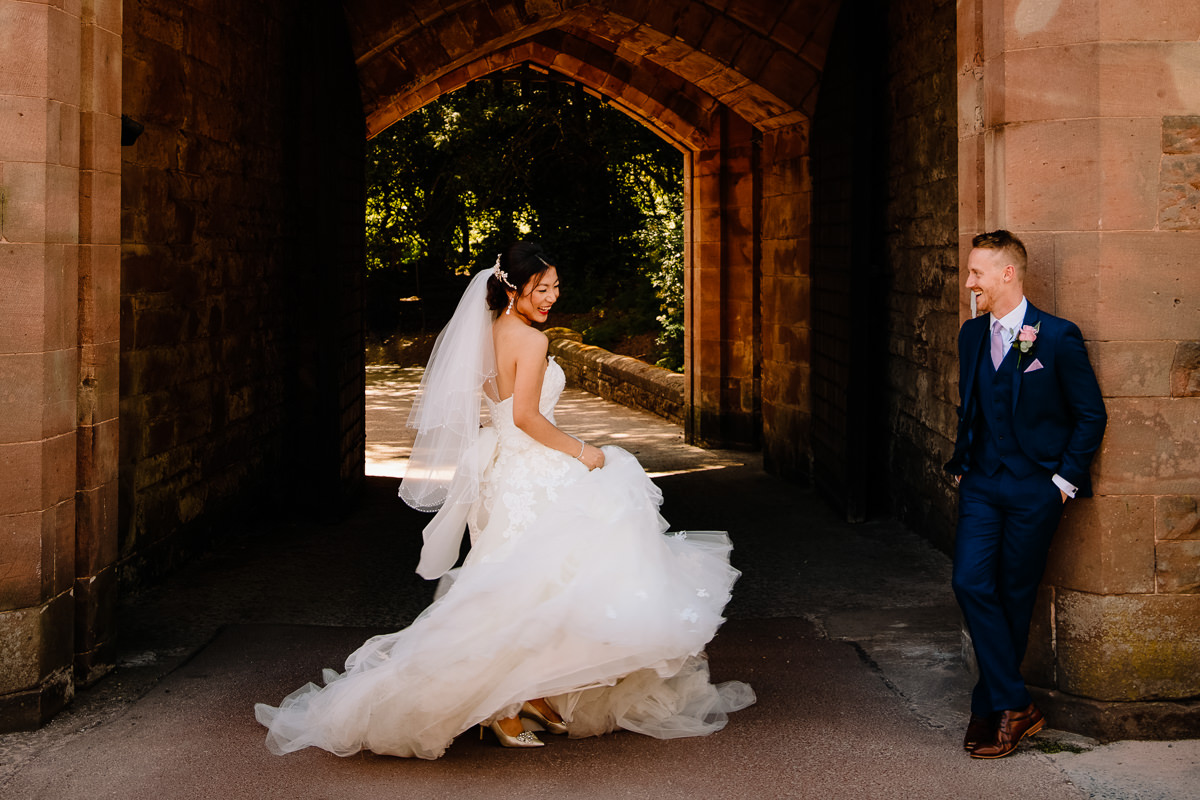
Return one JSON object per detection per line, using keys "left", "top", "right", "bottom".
{"left": 991, "top": 320, "right": 1006, "bottom": 369}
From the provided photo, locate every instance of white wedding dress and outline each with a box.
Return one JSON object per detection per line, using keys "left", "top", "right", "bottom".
{"left": 255, "top": 358, "right": 754, "bottom": 759}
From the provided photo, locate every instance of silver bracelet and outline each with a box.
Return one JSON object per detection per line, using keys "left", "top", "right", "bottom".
{"left": 575, "top": 439, "right": 586, "bottom": 460}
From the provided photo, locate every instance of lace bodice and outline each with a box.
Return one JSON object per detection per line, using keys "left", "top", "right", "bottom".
{"left": 476, "top": 357, "right": 575, "bottom": 547}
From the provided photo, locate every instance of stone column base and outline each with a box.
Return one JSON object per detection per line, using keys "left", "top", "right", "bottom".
{"left": 0, "top": 668, "right": 73, "bottom": 734}
{"left": 1030, "top": 687, "right": 1200, "bottom": 742}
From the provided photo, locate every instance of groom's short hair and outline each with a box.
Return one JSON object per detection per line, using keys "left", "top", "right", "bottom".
{"left": 972, "top": 230, "right": 1028, "bottom": 280}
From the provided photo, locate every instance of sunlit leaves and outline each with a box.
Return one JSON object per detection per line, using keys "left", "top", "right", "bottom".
{"left": 364, "top": 71, "right": 683, "bottom": 366}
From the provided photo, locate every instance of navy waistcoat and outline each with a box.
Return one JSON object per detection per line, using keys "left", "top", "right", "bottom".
{"left": 971, "top": 347, "right": 1039, "bottom": 478}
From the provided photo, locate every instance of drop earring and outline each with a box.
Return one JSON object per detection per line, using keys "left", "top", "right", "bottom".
{"left": 506, "top": 296, "right": 514, "bottom": 315}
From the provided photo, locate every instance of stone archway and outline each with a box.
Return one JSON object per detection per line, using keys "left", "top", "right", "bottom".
{"left": 8, "top": 0, "right": 1193, "bottom": 739}
{"left": 1, "top": 0, "right": 840, "bottom": 730}
{"left": 345, "top": 1, "right": 839, "bottom": 463}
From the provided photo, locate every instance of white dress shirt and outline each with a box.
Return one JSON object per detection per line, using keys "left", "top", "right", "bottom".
{"left": 989, "top": 298, "right": 1028, "bottom": 352}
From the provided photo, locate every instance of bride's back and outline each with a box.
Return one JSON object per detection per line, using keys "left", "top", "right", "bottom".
{"left": 492, "top": 316, "right": 549, "bottom": 403}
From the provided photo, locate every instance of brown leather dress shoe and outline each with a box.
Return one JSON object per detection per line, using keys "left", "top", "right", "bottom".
{"left": 970, "top": 703, "right": 1045, "bottom": 759}
{"left": 963, "top": 713, "right": 995, "bottom": 751}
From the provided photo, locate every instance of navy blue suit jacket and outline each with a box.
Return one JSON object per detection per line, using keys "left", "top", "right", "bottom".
{"left": 944, "top": 302, "right": 1107, "bottom": 496}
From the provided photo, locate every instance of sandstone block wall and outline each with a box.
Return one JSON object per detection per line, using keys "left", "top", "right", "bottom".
{"left": 73, "top": 0, "right": 123, "bottom": 688}
{"left": 346, "top": 0, "right": 840, "bottom": 139}
{"left": 119, "top": 0, "right": 365, "bottom": 588}
{"left": 0, "top": 0, "right": 123, "bottom": 730}
{"left": 760, "top": 121, "right": 813, "bottom": 482}
{"left": 120, "top": 0, "right": 291, "bottom": 584}
{"left": 883, "top": 0, "right": 959, "bottom": 548}
{"left": 686, "top": 108, "right": 761, "bottom": 450}
{"left": 960, "top": 0, "right": 1200, "bottom": 731}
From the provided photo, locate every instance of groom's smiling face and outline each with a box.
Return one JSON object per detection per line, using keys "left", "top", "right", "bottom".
{"left": 966, "top": 247, "right": 1017, "bottom": 317}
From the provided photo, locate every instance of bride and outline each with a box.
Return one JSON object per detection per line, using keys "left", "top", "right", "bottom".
{"left": 255, "top": 242, "right": 755, "bottom": 759}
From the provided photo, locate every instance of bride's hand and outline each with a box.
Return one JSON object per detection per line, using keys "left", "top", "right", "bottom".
{"left": 578, "top": 443, "right": 605, "bottom": 471}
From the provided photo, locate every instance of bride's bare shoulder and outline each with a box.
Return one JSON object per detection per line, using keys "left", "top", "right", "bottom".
{"left": 494, "top": 319, "right": 548, "bottom": 357}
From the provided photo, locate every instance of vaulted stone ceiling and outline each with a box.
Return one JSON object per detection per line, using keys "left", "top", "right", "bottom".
{"left": 340, "top": 0, "right": 841, "bottom": 145}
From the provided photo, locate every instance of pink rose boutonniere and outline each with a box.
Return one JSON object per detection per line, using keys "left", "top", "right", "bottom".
{"left": 1012, "top": 321, "right": 1040, "bottom": 367}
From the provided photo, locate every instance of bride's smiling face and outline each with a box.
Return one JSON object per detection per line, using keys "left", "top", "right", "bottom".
{"left": 511, "top": 266, "right": 559, "bottom": 325}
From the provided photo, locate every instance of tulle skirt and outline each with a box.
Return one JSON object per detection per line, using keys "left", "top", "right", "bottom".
{"left": 255, "top": 447, "right": 754, "bottom": 759}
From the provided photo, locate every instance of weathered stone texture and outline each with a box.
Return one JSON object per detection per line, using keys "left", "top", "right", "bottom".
{"left": 1171, "top": 342, "right": 1200, "bottom": 397}
{"left": 1030, "top": 687, "right": 1200, "bottom": 743}
{"left": 0, "top": 593, "right": 74, "bottom": 732}
{"left": 348, "top": 0, "right": 840, "bottom": 137}
{"left": 1023, "top": 585, "right": 1055, "bottom": 688}
{"left": 1057, "top": 230, "right": 1200, "bottom": 348}
{"left": 685, "top": 109, "right": 762, "bottom": 451}
{"left": 1157, "top": 495, "right": 1200, "bottom": 541}
{"left": 999, "top": 117, "right": 1161, "bottom": 232}
{"left": 0, "top": 511, "right": 47, "bottom": 611}
{"left": 1163, "top": 115, "right": 1200, "bottom": 154}
{"left": 0, "top": 0, "right": 106, "bottom": 723}
{"left": 1089, "top": 341, "right": 1175, "bottom": 398}
{"left": 883, "top": 0, "right": 958, "bottom": 541}
{"left": 1156, "top": 540, "right": 1200, "bottom": 595}
{"left": 1159, "top": 154, "right": 1200, "bottom": 230}
{"left": 1091, "top": 398, "right": 1200, "bottom": 497}
{"left": 1159, "top": 115, "right": 1200, "bottom": 230}
{"left": 72, "top": 562, "right": 116, "bottom": 684}
{"left": 1056, "top": 591, "right": 1200, "bottom": 701}
{"left": 1045, "top": 496, "right": 1155, "bottom": 595}
{"left": 119, "top": 0, "right": 365, "bottom": 587}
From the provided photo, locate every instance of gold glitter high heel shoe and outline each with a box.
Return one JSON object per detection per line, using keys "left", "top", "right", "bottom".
{"left": 486, "top": 720, "right": 544, "bottom": 748}
{"left": 520, "top": 700, "right": 569, "bottom": 735}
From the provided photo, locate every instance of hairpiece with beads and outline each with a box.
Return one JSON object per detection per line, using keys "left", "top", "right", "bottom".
{"left": 492, "top": 254, "right": 516, "bottom": 289}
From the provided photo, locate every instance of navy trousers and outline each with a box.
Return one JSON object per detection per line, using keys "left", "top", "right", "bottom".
{"left": 952, "top": 466, "right": 1064, "bottom": 715}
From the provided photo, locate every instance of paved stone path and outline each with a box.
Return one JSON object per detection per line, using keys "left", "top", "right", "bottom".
{"left": 1, "top": 367, "right": 1196, "bottom": 799}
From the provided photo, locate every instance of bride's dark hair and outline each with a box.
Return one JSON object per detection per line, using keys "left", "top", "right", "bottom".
{"left": 486, "top": 241, "right": 556, "bottom": 311}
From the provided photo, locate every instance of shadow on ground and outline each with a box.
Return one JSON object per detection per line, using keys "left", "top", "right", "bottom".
{"left": 2, "top": 371, "right": 1196, "bottom": 799}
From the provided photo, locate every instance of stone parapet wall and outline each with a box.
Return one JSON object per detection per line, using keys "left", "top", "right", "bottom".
{"left": 547, "top": 331, "right": 685, "bottom": 427}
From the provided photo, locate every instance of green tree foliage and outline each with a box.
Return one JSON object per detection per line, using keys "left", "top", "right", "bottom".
{"left": 365, "top": 71, "right": 684, "bottom": 368}
{"left": 634, "top": 192, "right": 685, "bottom": 370}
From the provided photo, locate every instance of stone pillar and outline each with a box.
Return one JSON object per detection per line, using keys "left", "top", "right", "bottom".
{"left": 760, "top": 122, "right": 813, "bottom": 482}
{"left": 960, "top": 0, "right": 1200, "bottom": 738}
{"left": 1, "top": 0, "right": 82, "bottom": 729}
{"left": 685, "top": 107, "right": 761, "bottom": 450}
{"left": 0, "top": 0, "right": 121, "bottom": 730}
{"left": 73, "top": 0, "right": 121, "bottom": 686}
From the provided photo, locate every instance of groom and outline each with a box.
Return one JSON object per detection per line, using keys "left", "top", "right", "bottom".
{"left": 945, "top": 230, "right": 1106, "bottom": 759}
